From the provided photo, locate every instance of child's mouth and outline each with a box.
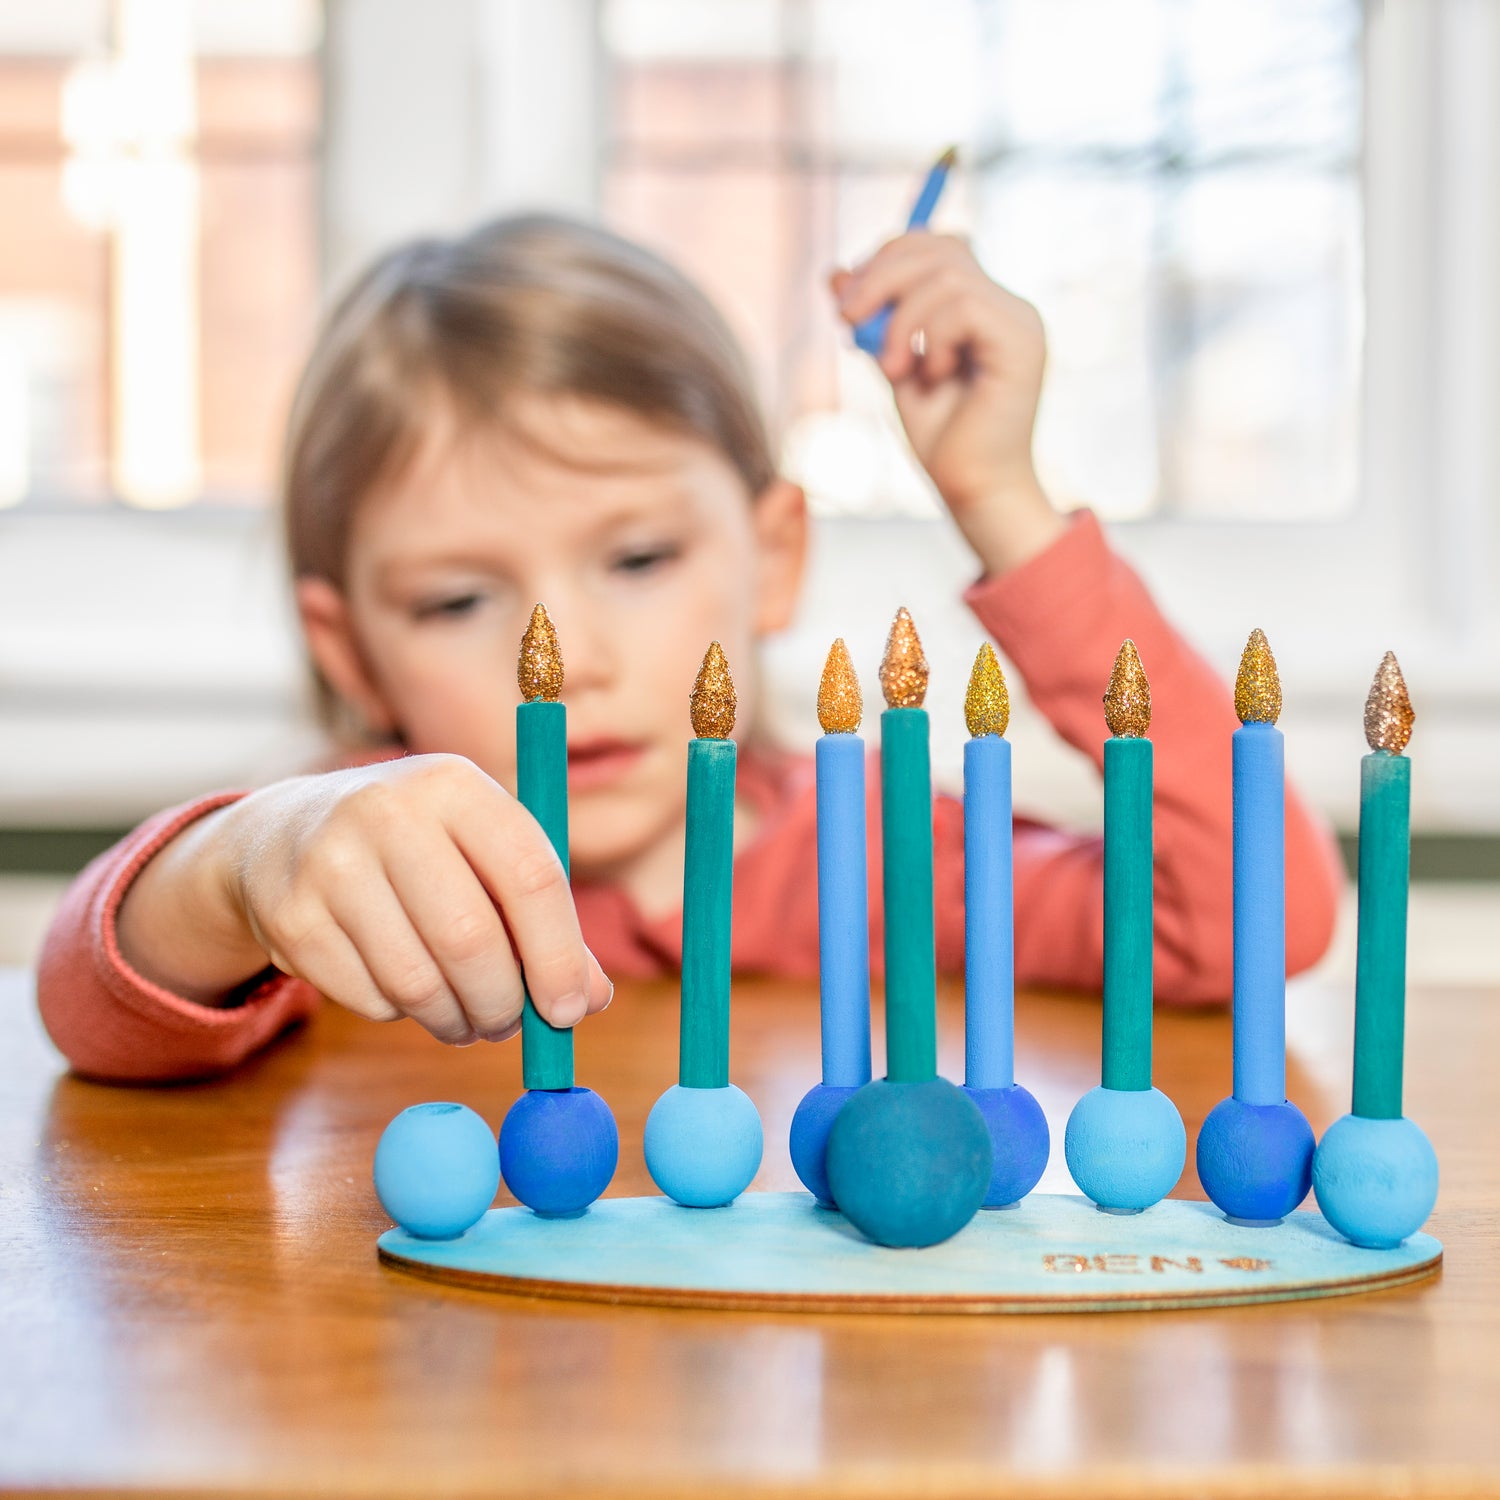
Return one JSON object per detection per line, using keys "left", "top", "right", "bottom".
{"left": 566, "top": 738, "right": 646, "bottom": 790}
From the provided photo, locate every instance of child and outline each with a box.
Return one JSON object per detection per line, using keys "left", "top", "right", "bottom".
{"left": 37, "top": 215, "right": 1342, "bottom": 1083}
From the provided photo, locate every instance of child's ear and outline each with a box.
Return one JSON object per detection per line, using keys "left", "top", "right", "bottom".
{"left": 294, "top": 576, "right": 399, "bottom": 737}
{"left": 751, "top": 478, "right": 808, "bottom": 636}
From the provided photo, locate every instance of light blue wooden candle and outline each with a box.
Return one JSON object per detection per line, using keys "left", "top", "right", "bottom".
{"left": 1313, "top": 653, "right": 1438, "bottom": 1247}
{"left": 825, "top": 609, "right": 991, "bottom": 1248}
{"left": 497, "top": 605, "right": 619, "bottom": 1218}
{"left": 960, "top": 643, "right": 1048, "bottom": 1208}
{"left": 1064, "top": 640, "right": 1185, "bottom": 1212}
{"left": 644, "top": 643, "right": 763, "bottom": 1208}
{"left": 790, "top": 639, "right": 872, "bottom": 1206}
{"left": 1198, "top": 630, "right": 1315, "bottom": 1223}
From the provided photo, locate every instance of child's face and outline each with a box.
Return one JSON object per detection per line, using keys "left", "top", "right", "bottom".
{"left": 299, "top": 395, "right": 805, "bottom": 879}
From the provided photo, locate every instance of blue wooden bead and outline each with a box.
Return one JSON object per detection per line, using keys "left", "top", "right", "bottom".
{"left": 373, "top": 1101, "right": 499, "bottom": 1240}
{"left": 498, "top": 1087, "right": 619, "bottom": 1218}
{"left": 1312, "top": 1113, "right": 1439, "bottom": 1248}
{"left": 1064, "top": 1084, "right": 1186, "bottom": 1212}
{"left": 789, "top": 1082, "right": 862, "bottom": 1207}
{"left": 1196, "top": 1095, "right": 1314, "bottom": 1224}
{"left": 644, "top": 1084, "right": 763, "bottom": 1208}
{"left": 824, "top": 1076, "right": 992, "bottom": 1248}
{"left": 963, "top": 1083, "right": 1050, "bottom": 1208}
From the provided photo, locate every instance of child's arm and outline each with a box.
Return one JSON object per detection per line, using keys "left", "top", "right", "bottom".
{"left": 37, "top": 755, "right": 612, "bottom": 1081}
{"left": 835, "top": 235, "right": 1343, "bottom": 1002}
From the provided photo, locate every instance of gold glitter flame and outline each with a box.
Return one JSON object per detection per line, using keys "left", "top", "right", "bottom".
{"left": 690, "top": 641, "right": 737, "bottom": 739}
{"left": 965, "top": 642, "right": 1010, "bottom": 738}
{"left": 517, "top": 602, "right": 563, "bottom": 702}
{"left": 880, "top": 607, "right": 929, "bottom": 709}
{"left": 1234, "top": 628, "right": 1282, "bottom": 725}
{"left": 817, "top": 638, "right": 862, "bottom": 734}
{"left": 1364, "top": 650, "right": 1414, "bottom": 755}
{"left": 1104, "top": 639, "right": 1151, "bottom": 737}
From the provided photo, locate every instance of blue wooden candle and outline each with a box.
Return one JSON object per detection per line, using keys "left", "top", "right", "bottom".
{"left": 961, "top": 643, "right": 1049, "bottom": 1208}
{"left": 790, "top": 639, "right": 873, "bottom": 1205}
{"left": 1313, "top": 652, "right": 1438, "bottom": 1248}
{"left": 1197, "top": 629, "right": 1314, "bottom": 1224}
{"left": 1064, "top": 640, "right": 1185, "bottom": 1214}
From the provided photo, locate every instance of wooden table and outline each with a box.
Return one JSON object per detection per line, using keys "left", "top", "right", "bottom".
{"left": 2, "top": 967, "right": 1497, "bottom": 1498}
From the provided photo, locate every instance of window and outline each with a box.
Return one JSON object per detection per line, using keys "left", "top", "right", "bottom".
{"left": 602, "top": 0, "right": 1363, "bottom": 522}
{"left": 0, "top": 0, "right": 321, "bottom": 509}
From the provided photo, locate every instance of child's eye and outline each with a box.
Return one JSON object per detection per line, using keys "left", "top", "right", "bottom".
{"left": 612, "top": 545, "right": 679, "bottom": 575}
{"left": 414, "top": 592, "right": 483, "bottom": 620}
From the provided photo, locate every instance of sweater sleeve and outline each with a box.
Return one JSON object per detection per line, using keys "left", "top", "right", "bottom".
{"left": 36, "top": 794, "right": 321, "bottom": 1083}
{"left": 955, "top": 510, "right": 1343, "bottom": 1005}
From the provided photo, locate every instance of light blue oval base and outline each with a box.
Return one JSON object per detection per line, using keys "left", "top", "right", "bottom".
{"left": 377, "top": 1192, "right": 1442, "bottom": 1314}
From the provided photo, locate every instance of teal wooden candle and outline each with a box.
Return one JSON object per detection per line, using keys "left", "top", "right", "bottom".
{"left": 1353, "top": 654, "right": 1416, "bottom": 1121}
{"left": 877, "top": 607, "right": 939, "bottom": 1080}
{"left": 644, "top": 642, "right": 763, "bottom": 1209}
{"left": 1313, "top": 652, "right": 1438, "bottom": 1249}
{"left": 516, "top": 605, "right": 573, "bottom": 1093}
{"left": 680, "top": 650, "right": 737, "bottom": 1089}
{"left": 1101, "top": 641, "right": 1153, "bottom": 1092}
{"left": 1064, "top": 639, "right": 1185, "bottom": 1213}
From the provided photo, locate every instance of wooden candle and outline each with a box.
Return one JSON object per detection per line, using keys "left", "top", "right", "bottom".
{"left": 963, "top": 642, "right": 1014, "bottom": 1091}
{"left": 815, "top": 638, "right": 871, "bottom": 1088}
{"left": 880, "top": 607, "right": 936, "bottom": 1082}
{"left": 517, "top": 604, "right": 573, "bottom": 1093}
{"left": 1353, "top": 651, "right": 1415, "bottom": 1120}
{"left": 1101, "top": 639, "right": 1153, "bottom": 1092}
{"left": 679, "top": 642, "right": 737, "bottom": 1090}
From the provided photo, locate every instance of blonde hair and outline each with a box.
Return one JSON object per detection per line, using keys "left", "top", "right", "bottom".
{"left": 281, "top": 214, "right": 777, "bottom": 728}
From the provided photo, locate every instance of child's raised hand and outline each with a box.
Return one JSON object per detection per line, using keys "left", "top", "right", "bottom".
{"left": 117, "top": 755, "right": 612, "bottom": 1045}
{"left": 832, "top": 233, "right": 1066, "bottom": 575}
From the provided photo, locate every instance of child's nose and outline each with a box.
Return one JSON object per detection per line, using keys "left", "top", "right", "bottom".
{"left": 544, "top": 601, "right": 619, "bottom": 692}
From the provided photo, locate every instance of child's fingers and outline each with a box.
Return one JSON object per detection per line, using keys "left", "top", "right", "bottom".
{"left": 327, "top": 878, "right": 478, "bottom": 1045}
{"left": 833, "top": 233, "right": 975, "bottom": 323}
{"left": 263, "top": 914, "right": 403, "bottom": 1024}
{"left": 381, "top": 832, "right": 528, "bottom": 1041}
{"left": 878, "top": 269, "right": 977, "bottom": 381}
{"left": 448, "top": 797, "right": 599, "bottom": 1031}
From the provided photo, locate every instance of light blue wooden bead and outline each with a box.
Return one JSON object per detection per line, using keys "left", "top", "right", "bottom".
{"left": 373, "top": 1101, "right": 499, "bottom": 1240}
{"left": 1313, "top": 1113, "right": 1438, "bottom": 1248}
{"left": 645, "top": 1083, "right": 763, "bottom": 1208}
{"left": 1064, "top": 1084, "right": 1186, "bottom": 1212}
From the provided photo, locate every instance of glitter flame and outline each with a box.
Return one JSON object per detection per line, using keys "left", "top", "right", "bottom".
{"left": 1364, "top": 650, "right": 1414, "bottom": 755}
{"left": 690, "top": 642, "right": 737, "bottom": 739}
{"left": 517, "top": 603, "right": 563, "bottom": 702}
{"left": 880, "top": 607, "right": 929, "bottom": 709}
{"left": 965, "top": 642, "right": 1010, "bottom": 738}
{"left": 1104, "top": 639, "right": 1151, "bottom": 737}
{"left": 818, "top": 638, "right": 862, "bottom": 734}
{"left": 1234, "top": 627, "right": 1282, "bottom": 725}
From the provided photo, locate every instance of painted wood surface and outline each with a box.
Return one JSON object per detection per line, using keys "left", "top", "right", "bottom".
{"left": 379, "top": 1191, "right": 1440, "bottom": 1314}
{"left": 815, "top": 732, "right": 871, "bottom": 1088}
{"left": 1233, "top": 721, "right": 1286, "bottom": 1104}
{"left": 964, "top": 733, "right": 1014, "bottom": 1091}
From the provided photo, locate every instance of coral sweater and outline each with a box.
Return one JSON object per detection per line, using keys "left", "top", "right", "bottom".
{"left": 37, "top": 512, "right": 1343, "bottom": 1083}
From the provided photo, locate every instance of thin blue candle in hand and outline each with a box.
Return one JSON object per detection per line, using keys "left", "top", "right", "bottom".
{"left": 1197, "top": 630, "right": 1315, "bottom": 1224}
